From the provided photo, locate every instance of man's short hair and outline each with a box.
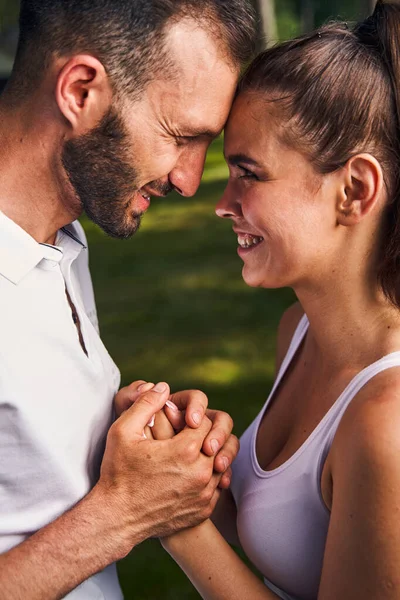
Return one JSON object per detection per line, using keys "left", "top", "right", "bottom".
{"left": 10, "top": 0, "right": 257, "bottom": 100}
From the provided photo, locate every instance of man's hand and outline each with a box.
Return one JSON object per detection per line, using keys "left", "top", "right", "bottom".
{"left": 114, "top": 381, "right": 239, "bottom": 488}
{"left": 98, "top": 383, "right": 223, "bottom": 554}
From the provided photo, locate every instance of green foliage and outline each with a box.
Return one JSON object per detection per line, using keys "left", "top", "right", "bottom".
{"left": 275, "top": 0, "right": 375, "bottom": 41}
{"left": 314, "top": 0, "right": 371, "bottom": 26}
{"left": 276, "top": 0, "right": 301, "bottom": 40}
{"left": 0, "top": 0, "right": 19, "bottom": 32}
{"left": 0, "top": 0, "right": 373, "bottom": 41}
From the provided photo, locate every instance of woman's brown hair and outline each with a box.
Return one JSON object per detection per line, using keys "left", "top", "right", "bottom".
{"left": 238, "top": 1, "right": 400, "bottom": 307}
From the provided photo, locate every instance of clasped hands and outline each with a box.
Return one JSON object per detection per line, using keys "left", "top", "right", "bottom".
{"left": 114, "top": 380, "right": 238, "bottom": 489}
{"left": 94, "top": 379, "right": 238, "bottom": 556}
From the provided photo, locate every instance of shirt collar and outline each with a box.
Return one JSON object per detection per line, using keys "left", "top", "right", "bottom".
{"left": 59, "top": 223, "right": 87, "bottom": 250}
{"left": 0, "top": 212, "right": 86, "bottom": 285}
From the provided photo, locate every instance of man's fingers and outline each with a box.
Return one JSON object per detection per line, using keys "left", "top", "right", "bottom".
{"left": 201, "top": 408, "right": 234, "bottom": 458}
{"left": 168, "top": 389, "right": 208, "bottom": 429}
{"left": 175, "top": 414, "right": 214, "bottom": 454}
{"left": 116, "top": 382, "right": 170, "bottom": 439}
{"left": 213, "top": 434, "right": 240, "bottom": 474}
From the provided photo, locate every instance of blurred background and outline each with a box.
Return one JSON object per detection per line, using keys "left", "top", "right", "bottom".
{"left": 0, "top": 1, "right": 377, "bottom": 598}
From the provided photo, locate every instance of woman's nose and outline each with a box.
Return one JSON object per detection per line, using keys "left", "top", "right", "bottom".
{"left": 215, "top": 186, "right": 242, "bottom": 219}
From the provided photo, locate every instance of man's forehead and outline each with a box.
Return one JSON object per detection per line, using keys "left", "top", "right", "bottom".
{"left": 164, "top": 17, "right": 234, "bottom": 73}
{"left": 144, "top": 64, "right": 238, "bottom": 137}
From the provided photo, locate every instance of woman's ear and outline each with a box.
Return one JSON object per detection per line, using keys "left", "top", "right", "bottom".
{"left": 336, "top": 154, "right": 384, "bottom": 226}
{"left": 55, "top": 54, "right": 113, "bottom": 135}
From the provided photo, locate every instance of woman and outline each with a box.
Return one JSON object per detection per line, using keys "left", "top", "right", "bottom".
{"left": 146, "top": 2, "right": 400, "bottom": 598}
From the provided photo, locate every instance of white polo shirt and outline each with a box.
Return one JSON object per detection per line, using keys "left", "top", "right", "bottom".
{"left": 0, "top": 212, "right": 123, "bottom": 599}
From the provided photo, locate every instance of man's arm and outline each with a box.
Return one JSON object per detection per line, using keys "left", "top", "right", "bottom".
{"left": 0, "top": 487, "right": 129, "bottom": 600}
{"left": 0, "top": 384, "right": 223, "bottom": 600}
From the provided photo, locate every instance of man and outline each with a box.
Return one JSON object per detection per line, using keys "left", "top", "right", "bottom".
{"left": 0, "top": 1, "right": 257, "bottom": 598}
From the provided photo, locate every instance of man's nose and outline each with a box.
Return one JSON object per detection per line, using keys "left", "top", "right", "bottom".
{"left": 215, "top": 184, "right": 241, "bottom": 219}
{"left": 168, "top": 148, "right": 207, "bottom": 197}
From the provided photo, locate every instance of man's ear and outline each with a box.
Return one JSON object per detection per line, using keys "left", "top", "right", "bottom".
{"left": 336, "top": 154, "right": 384, "bottom": 226}
{"left": 55, "top": 55, "right": 113, "bottom": 134}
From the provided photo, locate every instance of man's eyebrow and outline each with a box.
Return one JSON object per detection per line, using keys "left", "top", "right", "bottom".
{"left": 225, "top": 153, "right": 261, "bottom": 167}
{"left": 180, "top": 127, "right": 223, "bottom": 139}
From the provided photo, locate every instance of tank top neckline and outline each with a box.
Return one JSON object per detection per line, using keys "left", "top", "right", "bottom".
{"left": 251, "top": 314, "right": 400, "bottom": 479}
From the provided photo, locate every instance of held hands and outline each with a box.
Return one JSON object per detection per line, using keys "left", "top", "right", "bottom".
{"left": 94, "top": 382, "right": 239, "bottom": 558}
{"left": 115, "top": 380, "right": 239, "bottom": 489}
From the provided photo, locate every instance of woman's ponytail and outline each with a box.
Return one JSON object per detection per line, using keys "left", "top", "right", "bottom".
{"left": 356, "top": 1, "right": 400, "bottom": 307}
{"left": 356, "top": 1, "right": 400, "bottom": 135}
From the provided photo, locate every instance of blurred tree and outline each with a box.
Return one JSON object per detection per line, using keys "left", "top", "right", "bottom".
{"left": 256, "top": 0, "right": 278, "bottom": 47}
{"left": 249, "top": 0, "right": 278, "bottom": 50}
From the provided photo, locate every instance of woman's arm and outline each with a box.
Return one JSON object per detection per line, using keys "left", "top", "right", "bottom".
{"left": 211, "top": 488, "right": 240, "bottom": 547}
{"left": 318, "top": 379, "right": 400, "bottom": 599}
{"left": 162, "top": 520, "right": 279, "bottom": 600}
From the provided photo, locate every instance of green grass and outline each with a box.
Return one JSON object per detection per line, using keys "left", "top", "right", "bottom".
{"left": 83, "top": 137, "right": 295, "bottom": 599}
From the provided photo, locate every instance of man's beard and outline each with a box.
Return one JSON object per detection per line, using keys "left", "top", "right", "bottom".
{"left": 62, "top": 107, "right": 152, "bottom": 239}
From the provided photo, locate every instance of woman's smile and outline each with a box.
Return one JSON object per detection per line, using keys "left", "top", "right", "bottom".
{"left": 236, "top": 231, "right": 264, "bottom": 254}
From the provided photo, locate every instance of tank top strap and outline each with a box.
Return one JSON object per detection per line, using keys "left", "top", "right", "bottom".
{"left": 324, "top": 350, "right": 400, "bottom": 444}
{"left": 276, "top": 313, "right": 309, "bottom": 382}
{"left": 256, "top": 314, "right": 309, "bottom": 421}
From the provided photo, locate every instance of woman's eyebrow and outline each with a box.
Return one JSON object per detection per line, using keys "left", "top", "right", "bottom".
{"left": 225, "top": 153, "right": 261, "bottom": 167}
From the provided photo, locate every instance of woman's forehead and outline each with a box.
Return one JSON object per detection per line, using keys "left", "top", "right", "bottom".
{"left": 224, "top": 93, "right": 285, "bottom": 151}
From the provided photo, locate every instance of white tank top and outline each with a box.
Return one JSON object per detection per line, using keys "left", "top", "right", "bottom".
{"left": 231, "top": 314, "right": 400, "bottom": 600}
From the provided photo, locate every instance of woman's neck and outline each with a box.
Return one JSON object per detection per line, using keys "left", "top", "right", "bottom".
{"left": 295, "top": 276, "right": 400, "bottom": 372}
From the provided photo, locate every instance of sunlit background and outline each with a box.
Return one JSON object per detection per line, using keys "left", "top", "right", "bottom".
{"left": 0, "top": 1, "right": 376, "bottom": 598}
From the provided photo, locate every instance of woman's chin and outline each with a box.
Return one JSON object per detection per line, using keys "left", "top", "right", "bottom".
{"left": 242, "top": 267, "right": 285, "bottom": 290}
{"left": 242, "top": 269, "right": 265, "bottom": 288}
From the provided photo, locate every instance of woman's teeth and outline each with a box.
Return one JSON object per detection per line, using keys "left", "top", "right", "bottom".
{"left": 238, "top": 234, "right": 264, "bottom": 248}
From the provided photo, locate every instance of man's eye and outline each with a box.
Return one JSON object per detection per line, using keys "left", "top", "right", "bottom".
{"left": 175, "top": 135, "right": 197, "bottom": 146}
{"left": 238, "top": 167, "right": 257, "bottom": 180}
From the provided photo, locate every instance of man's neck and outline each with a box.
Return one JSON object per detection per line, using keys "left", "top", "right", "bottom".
{"left": 0, "top": 99, "right": 80, "bottom": 244}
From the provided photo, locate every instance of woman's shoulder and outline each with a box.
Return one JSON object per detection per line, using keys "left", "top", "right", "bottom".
{"left": 275, "top": 302, "right": 305, "bottom": 374}
{"left": 331, "top": 365, "right": 400, "bottom": 482}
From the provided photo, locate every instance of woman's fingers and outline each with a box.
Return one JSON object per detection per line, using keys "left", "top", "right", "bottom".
{"left": 114, "top": 380, "right": 147, "bottom": 417}
{"left": 164, "top": 400, "right": 186, "bottom": 431}
{"left": 151, "top": 408, "right": 176, "bottom": 440}
{"left": 168, "top": 389, "right": 209, "bottom": 429}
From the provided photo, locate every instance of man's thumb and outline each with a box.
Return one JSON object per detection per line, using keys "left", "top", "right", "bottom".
{"left": 120, "top": 382, "right": 170, "bottom": 438}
